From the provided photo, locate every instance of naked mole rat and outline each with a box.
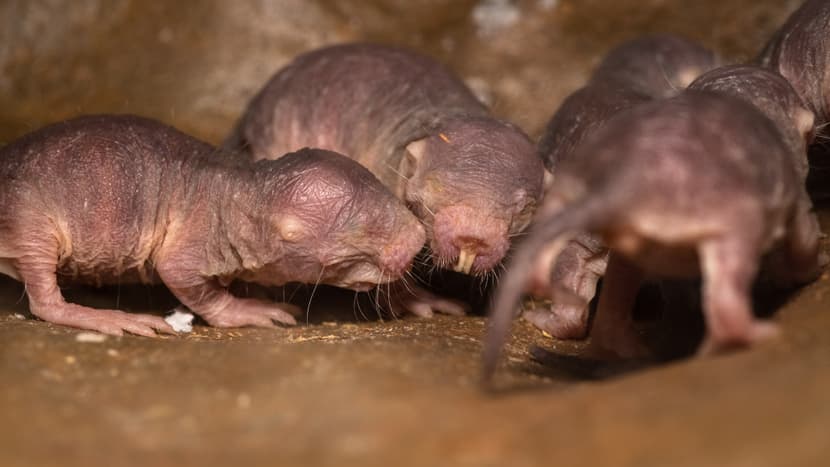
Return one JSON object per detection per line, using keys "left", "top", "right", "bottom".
{"left": 527, "top": 65, "right": 818, "bottom": 340}
{"left": 226, "top": 43, "right": 544, "bottom": 280}
{"left": 522, "top": 84, "right": 649, "bottom": 339}
{"left": 483, "top": 91, "right": 823, "bottom": 378}
{"left": 0, "top": 115, "right": 425, "bottom": 336}
{"left": 590, "top": 34, "right": 720, "bottom": 99}
{"left": 541, "top": 34, "right": 718, "bottom": 174}
{"left": 758, "top": 0, "right": 830, "bottom": 129}
{"left": 521, "top": 34, "right": 717, "bottom": 339}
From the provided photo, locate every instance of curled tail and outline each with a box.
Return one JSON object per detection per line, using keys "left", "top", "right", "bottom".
{"left": 481, "top": 197, "right": 605, "bottom": 383}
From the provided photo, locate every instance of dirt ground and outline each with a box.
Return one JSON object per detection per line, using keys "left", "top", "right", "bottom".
{"left": 1, "top": 1, "right": 828, "bottom": 466}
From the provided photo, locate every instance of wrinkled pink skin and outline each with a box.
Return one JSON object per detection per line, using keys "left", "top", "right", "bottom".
{"left": 523, "top": 35, "right": 718, "bottom": 340}
{"left": 758, "top": 0, "right": 830, "bottom": 128}
{"left": 523, "top": 84, "right": 647, "bottom": 339}
{"left": 0, "top": 115, "right": 425, "bottom": 336}
{"left": 484, "top": 92, "right": 823, "bottom": 378}
{"left": 228, "top": 43, "right": 544, "bottom": 278}
{"left": 523, "top": 231, "right": 607, "bottom": 339}
{"left": 522, "top": 38, "right": 732, "bottom": 344}
{"left": 689, "top": 65, "right": 816, "bottom": 177}
{"left": 402, "top": 117, "right": 541, "bottom": 274}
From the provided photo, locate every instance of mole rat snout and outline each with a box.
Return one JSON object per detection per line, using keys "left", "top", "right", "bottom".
{"left": 431, "top": 205, "right": 510, "bottom": 275}
{"left": 379, "top": 219, "right": 426, "bottom": 278}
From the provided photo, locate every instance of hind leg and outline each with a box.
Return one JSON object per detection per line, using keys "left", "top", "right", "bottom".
{"left": 697, "top": 236, "right": 778, "bottom": 354}
{"left": 523, "top": 237, "right": 607, "bottom": 339}
{"left": 13, "top": 235, "right": 174, "bottom": 337}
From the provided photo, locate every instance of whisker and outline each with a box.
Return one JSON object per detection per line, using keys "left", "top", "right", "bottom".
{"left": 385, "top": 162, "right": 411, "bottom": 181}
{"left": 406, "top": 268, "right": 427, "bottom": 287}
{"left": 398, "top": 274, "right": 416, "bottom": 296}
{"left": 373, "top": 272, "right": 382, "bottom": 318}
{"left": 306, "top": 266, "right": 326, "bottom": 325}
{"left": 287, "top": 283, "right": 303, "bottom": 303}
{"left": 488, "top": 269, "right": 498, "bottom": 290}
{"left": 115, "top": 279, "right": 121, "bottom": 310}
{"left": 353, "top": 291, "right": 369, "bottom": 322}
{"left": 16, "top": 281, "right": 28, "bottom": 306}
{"left": 380, "top": 271, "right": 391, "bottom": 321}
{"left": 413, "top": 255, "right": 431, "bottom": 267}
{"left": 386, "top": 272, "right": 397, "bottom": 319}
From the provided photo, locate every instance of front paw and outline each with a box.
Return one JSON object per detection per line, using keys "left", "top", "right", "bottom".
{"left": 199, "top": 298, "right": 302, "bottom": 328}
{"left": 522, "top": 303, "right": 589, "bottom": 339}
{"left": 380, "top": 282, "right": 469, "bottom": 318}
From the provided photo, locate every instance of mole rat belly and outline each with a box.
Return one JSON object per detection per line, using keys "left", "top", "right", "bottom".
{"left": 56, "top": 255, "right": 159, "bottom": 287}
{"left": 608, "top": 234, "right": 700, "bottom": 277}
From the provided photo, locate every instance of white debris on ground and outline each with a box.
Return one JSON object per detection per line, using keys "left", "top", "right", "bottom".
{"left": 75, "top": 332, "right": 108, "bottom": 343}
{"left": 165, "top": 308, "right": 195, "bottom": 333}
{"left": 472, "top": 0, "right": 521, "bottom": 37}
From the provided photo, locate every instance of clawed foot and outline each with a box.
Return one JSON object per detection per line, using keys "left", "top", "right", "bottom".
{"left": 697, "top": 320, "right": 779, "bottom": 356}
{"left": 198, "top": 298, "right": 302, "bottom": 328}
{"left": 522, "top": 303, "right": 590, "bottom": 339}
{"left": 378, "top": 282, "right": 469, "bottom": 318}
{"left": 31, "top": 303, "right": 176, "bottom": 337}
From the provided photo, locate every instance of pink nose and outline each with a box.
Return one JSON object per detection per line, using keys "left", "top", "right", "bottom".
{"left": 453, "top": 235, "right": 488, "bottom": 251}
{"left": 431, "top": 205, "right": 510, "bottom": 273}
{"left": 381, "top": 221, "right": 426, "bottom": 278}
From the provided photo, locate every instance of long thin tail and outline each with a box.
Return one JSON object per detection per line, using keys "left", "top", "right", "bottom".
{"left": 481, "top": 197, "right": 603, "bottom": 383}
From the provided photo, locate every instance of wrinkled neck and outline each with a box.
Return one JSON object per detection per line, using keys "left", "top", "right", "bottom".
{"left": 184, "top": 164, "right": 282, "bottom": 278}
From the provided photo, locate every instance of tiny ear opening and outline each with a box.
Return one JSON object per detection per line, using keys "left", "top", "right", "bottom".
{"left": 795, "top": 106, "right": 816, "bottom": 144}
{"left": 401, "top": 137, "right": 429, "bottom": 180}
{"left": 405, "top": 137, "right": 429, "bottom": 164}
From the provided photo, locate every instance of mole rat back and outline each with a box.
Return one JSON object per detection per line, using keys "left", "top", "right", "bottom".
{"left": 229, "top": 43, "right": 544, "bottom": 277}
{"left": 0, "top": 114, "right": 207, "bottom": 283}
{"left": 232, "top": 43, "right": 488, "bottom": 189}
